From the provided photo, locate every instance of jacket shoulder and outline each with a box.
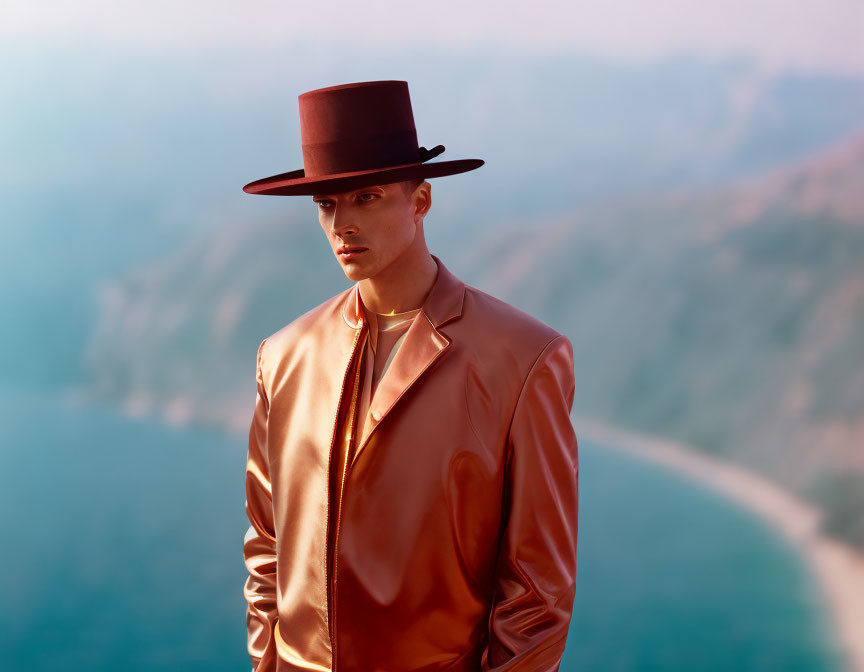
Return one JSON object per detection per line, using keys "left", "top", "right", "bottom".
{"left": 462, "top": 283, "right": 564, "bottom": 353}
{"left": 258, "top": 285, "right": 353, "bottom": 369}
{"left": 457, "top": 283, "right": 572, "bottom": 424}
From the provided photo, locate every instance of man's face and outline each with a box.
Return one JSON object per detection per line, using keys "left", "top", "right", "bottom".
{"left": 312, "top": 180, "right": 428, "bottom": 281}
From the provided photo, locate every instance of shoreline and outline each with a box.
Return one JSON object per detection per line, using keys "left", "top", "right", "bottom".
{"left": 574, "top": 415, "right": 864, "bottom": 672}
{"left": 59, "top": 384, "right": 863, "bottom": 668}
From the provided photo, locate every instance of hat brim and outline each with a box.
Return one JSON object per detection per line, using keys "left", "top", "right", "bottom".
{"left": 242, "top": 158, "right": 484, "bottom": 196}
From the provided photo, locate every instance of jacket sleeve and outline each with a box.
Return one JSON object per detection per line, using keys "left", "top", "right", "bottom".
{"left": 243, "top": 338, "right": 279, "bottom": 671}
{"left": 481, "top": 334, "right": 579, "bottom": 672}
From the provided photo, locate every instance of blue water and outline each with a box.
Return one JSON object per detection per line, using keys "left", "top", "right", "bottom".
{"left": 0, "top": 390, "right": 844, "bottom": 671}
{"left": 563, "top": 441, "right": 842, "bottom": 671}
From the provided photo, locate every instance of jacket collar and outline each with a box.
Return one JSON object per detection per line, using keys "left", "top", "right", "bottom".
{"left": 341, "top": 253, "right": 466, "bottom": 330}
{"left": 339, "top": 254, "right": 466, "bottom": 464}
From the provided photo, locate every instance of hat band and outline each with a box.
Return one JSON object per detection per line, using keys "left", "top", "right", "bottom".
{"left": 302, "top": 130, "right": 422, "bottom": 177}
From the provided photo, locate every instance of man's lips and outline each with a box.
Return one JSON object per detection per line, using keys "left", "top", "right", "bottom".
{"left": 337, "top": 245, "right": 368, "bottom": 255}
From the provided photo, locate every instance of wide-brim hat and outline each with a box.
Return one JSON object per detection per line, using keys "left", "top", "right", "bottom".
{"left": 242, "top": 80, "right": 484, "bottom": 196}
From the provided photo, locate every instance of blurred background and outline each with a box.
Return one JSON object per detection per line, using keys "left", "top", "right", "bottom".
{"left": 2, "top": 0, "right": 863, "bottom": 670}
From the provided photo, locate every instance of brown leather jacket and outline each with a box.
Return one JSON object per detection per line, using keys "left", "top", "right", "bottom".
{"left": 243, "top": 254, "right": 579, "bottom": 672}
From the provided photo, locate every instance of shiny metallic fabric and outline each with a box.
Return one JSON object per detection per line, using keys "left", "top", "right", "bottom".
{"left": 243, "top": 254, "right": 579, "bottom": 672}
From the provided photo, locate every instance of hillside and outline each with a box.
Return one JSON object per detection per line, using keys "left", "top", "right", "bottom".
{"left": 8, "top": 46, "right": 864, "bottom": 389}
{"left": 83, "top": 129, "right": 864, "bottom": 549}
{"left": 455, "top": 129, "right": 864, "bottom": 547}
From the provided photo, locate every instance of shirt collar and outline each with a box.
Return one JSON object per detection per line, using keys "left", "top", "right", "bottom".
{"left": 341, "top": 253, "right": 466, "bottom": 331}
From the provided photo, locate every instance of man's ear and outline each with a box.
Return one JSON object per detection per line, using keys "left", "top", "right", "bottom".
{"left": 414, "top": 181, "right": 431, "bottom": 224}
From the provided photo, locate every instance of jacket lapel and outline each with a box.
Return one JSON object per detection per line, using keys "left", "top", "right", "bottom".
{"left": 341, "top": 254, "right": 466, "bottom": 467}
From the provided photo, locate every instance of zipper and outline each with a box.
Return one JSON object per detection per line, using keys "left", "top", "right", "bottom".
{"left": 332, "top": 328, "right": 366, "bottom": 671}
{"left": 325, "top": 321, "right": 365, "bottom": 671}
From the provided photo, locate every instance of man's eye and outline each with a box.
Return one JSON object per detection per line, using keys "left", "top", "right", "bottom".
{"left": 359, "top": 193, "right": 378, "bottom": 202}
{"left": 316, "top": 200, "right": 331, "bottom": 208}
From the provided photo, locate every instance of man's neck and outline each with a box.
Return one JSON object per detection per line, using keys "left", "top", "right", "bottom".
{"left": 358, "top": 251, "right": 438, "bottom": 315}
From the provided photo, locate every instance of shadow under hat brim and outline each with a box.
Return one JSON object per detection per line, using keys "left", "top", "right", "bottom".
{"left": 242, "top": 158, "right": 484, "bottom": 196}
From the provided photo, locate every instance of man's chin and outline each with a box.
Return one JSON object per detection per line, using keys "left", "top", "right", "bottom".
{"left": 339, "top": 258, "right": 374, "bottom": 282}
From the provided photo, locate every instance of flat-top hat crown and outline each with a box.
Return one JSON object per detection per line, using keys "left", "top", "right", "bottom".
{"left": 243, "top": 80, "right": 484, "bottom": 196}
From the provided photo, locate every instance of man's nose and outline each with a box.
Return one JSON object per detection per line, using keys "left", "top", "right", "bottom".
{"left": 331, "top": 204, "right": 359, "bottom": 237}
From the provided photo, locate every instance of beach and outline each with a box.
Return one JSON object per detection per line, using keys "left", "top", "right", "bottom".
{"left": 574, "top": 415, "right": 864, "bottom": 672}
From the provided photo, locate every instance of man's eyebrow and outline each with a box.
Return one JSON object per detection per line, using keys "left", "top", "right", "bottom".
{"left": 313, "top": 186, "right": 386, "bottom": 200}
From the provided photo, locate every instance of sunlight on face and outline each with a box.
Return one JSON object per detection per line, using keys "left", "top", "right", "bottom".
{"left": 312, "top": 180, "right": 426, "bottom": 281}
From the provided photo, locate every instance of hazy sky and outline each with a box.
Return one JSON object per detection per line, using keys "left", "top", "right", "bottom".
{"left": 4, "top": 0, "right": 863, "bottom": 76}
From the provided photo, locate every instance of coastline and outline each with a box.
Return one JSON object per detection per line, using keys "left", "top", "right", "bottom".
{"left": 64, "top": 382, "right": 864, "bottom": 668}
{"left": 574, "top": 414, "right": 864, "bottom": 672}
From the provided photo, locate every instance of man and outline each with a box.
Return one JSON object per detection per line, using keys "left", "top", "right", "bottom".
{"left": 241, "top": 80, "right": 579, "bottom": 672}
